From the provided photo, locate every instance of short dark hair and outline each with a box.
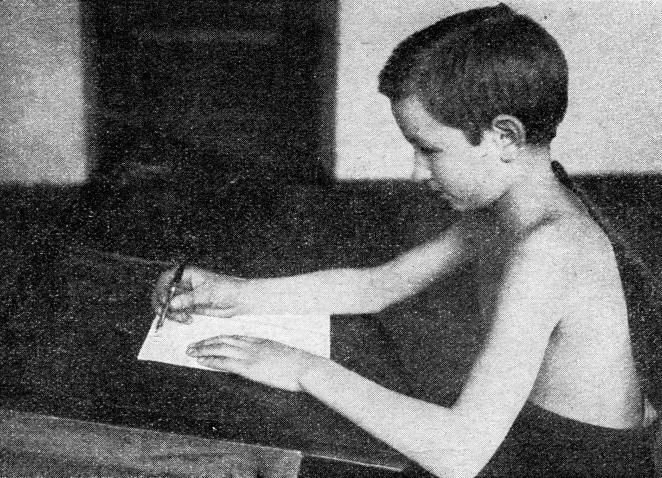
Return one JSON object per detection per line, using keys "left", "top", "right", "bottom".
{"left": 378, "top": 3, "right": 568, "bottom": 146}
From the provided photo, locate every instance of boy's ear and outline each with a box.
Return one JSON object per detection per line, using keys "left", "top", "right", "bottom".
{"left": 490, "top": 115, "right": 526, "bottom": 162}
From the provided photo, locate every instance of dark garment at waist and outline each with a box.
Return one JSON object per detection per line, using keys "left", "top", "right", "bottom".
{"left": 405, "top": 401, "right": 657, "bottom": 478}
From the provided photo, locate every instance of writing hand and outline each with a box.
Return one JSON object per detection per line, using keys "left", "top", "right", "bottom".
{"left": 186, "top": 335, "right": 324, "bottom": 392}
{"left": 152, "top": 266, "right": 247, "bottom": 323}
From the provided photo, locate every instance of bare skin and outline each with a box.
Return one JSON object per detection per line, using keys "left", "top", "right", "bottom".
{"left": 474, "top": 207, "right": 643, "bottom": 428}
{"left": 183, "top": 208, "right": 644, "bottom": 477}
{"left": 157, "top": 96, "right": 647, "bottom": 477}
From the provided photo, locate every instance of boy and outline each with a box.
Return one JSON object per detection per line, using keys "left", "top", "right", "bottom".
{"left": 157, "top": 5, "right": 658, "bottom": 476}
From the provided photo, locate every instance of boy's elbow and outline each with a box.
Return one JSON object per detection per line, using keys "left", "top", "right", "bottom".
{"left": 342, "top": 299, "right": 386, "bottom": 315}
{"left": 408, "top": 441, "right": 487, "bottom": 478}
{"left": 362, "top": 297, "right": 389, "bottom": 314}
{"left": 415, "top": 446, "right": 493, "bottom": 478}
{"left": 424, "top": 464, "right": 480, "bottom": 478}
{"left": 413, "top": 412, "right": 500, "bottom": 478}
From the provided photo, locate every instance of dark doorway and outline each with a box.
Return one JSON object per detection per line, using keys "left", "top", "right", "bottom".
{"left": 82, "top": 1, "right": 337, "bottom": 193}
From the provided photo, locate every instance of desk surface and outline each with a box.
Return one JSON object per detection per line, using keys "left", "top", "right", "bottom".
{"left": 0, "top": 408, "right": 409, "bottom": 477}
{"left": 0, "top": 408, "right": 303, "bottom": 477}
{"left": 2, "top": 247, "right": 411, "bottom": 475}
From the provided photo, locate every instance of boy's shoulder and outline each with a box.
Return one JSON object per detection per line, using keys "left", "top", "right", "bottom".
{"left": 491, "top": 215, "right": 616, "bottom": 323}
{"left": 515, "top": 212, "right": 615, "bottom": 278}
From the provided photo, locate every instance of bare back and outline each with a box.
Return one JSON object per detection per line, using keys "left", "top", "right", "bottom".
{"left": 472, "top": 210, "right": 645, "bottom": 429}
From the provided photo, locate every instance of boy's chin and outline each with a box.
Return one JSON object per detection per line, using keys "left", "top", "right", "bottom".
{"left": 445, "top": 197, "right": 489, "bottom": 213}
{"left": 427, "top": 188, "right": 483, "bottom": 212}
{"left": 438, "top": 193, "right": 471, "bottom": 211}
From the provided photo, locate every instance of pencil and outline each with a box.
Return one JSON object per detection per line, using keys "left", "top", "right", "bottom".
{"left": 155, "top": 262, "right": 187, "bottom": 331}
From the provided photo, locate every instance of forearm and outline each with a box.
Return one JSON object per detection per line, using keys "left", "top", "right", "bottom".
{"left": 299, "top": 358, "right": 489, "bottom": 478}
{"left": 235, "top": 253, "right": 451, "bottom": 316}
{"left": 237, "top": 267, "right": 391, "bottom": 315}
{"left": 231, "top": 221, "right": 478, "bottom": 316}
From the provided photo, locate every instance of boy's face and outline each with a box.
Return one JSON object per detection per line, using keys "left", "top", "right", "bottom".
{"left": 391, "top": 95, "right": 509, "bottom": 211}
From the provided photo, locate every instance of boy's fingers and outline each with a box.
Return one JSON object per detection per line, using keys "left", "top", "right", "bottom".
{"left": 195, "top": 306, "right": 240, "bottom": 317}
{"left": 169, "top": 292, "right": 195, "bottom": 310}
{"left": 196, "top": 356, "right": 244, "bottom": 373}
{"left": 154, "top": 304, "right": 191, "bottom": 323}
{"left": 187, "top": 343, "right": 247, "bottom": 359}
{"left": 166, "top": 311, "right": 192, "bottom": 323}
{"left": 192, "top": 335, "right": 259, "bottom": 348}
{"left": 181, "top": 269, "right": 214, "bottom": 292}
{"left": 170, "top": 285, "right": 217, "bottom": 310}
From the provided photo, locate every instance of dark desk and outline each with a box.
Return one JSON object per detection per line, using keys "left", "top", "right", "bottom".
{"left": 2, "top": 178, "right": 662, "bottom": 476}
{"left": 0, "top": 408, "right": 408, "bottom": 477}
{"left": 2, "top": 247, "right": 412, "bottom": 476}
{"left": 0, "top": 183, "right": 485, "bottom": 477}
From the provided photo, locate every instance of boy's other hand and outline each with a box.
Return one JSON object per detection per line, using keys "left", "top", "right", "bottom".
{"left": 152, "top": 267, "right": 247, "bottom": 323}
{"left": 186, "top": 335, "right": 323, "bottom": 392}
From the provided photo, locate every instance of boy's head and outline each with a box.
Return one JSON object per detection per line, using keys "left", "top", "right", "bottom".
{"left": 379, "top": 3, "right": 568, "bottom": 147}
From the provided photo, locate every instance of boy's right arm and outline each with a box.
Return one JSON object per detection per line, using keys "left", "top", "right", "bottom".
{"left": 365, "top": 215, "right": 481, "bottom": 310}
{"left": 157, "top": 214, "right": 482, "bottom": 318}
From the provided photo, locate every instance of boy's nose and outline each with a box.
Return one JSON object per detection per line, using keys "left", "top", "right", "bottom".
{"left": 411, "top": 154, "right": 432, "bottom": 182}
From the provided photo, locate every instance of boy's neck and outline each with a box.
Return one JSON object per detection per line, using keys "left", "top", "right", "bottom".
{"left": 489, "top": 147, "right": 570, "bottom": 234}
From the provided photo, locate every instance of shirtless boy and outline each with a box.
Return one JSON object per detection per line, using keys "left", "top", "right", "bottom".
{"left": 156, "top": 5, "right": 657, "bottom": 476}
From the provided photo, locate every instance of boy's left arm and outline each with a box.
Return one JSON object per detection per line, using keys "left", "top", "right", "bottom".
{"left": 187, "top": 231, "right": 572, "bottom": 478}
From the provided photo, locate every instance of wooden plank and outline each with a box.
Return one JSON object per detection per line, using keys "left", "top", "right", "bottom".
{"left": 0, "top": 408, "right": 302, "bottom": 477}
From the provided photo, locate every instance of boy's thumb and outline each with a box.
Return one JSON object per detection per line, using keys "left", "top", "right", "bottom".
{"left": 170, "top": 292, "right": 194, "bottom": 310}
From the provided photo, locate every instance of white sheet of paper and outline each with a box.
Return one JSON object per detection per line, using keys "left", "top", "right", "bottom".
{"left": 137, "top": 313, "right": 331, "bottom": 370}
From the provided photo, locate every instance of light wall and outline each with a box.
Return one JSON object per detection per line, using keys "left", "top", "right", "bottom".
{"left": 0, "top": 0, "right": 88, "bottom": 185}
{"left": 336, "top": 1, "right": 662, "bottom": 178}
